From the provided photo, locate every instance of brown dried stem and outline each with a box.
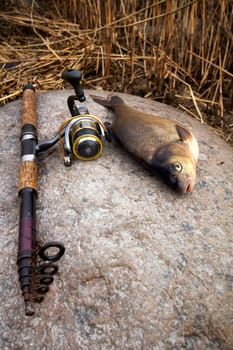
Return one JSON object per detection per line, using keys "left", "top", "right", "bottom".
{"left": 0, "top": 0, "right": 232, "bottom": 144}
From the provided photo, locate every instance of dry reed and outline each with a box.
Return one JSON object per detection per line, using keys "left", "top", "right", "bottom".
{"left": 0, "top": 0, "right": 232, "bottom": 144}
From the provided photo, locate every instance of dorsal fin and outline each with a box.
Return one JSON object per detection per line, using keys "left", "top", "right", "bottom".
{"left": 90, "top": 95, "right": 124, "bottom": 109}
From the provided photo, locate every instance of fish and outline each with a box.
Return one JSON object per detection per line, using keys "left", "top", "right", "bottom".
{"left": 90, "top": 95, "right": 199, "bottom": 193}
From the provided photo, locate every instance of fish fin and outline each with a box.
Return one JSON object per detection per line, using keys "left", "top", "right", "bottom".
{"left": 90, "top": 94, "right": 124, "bottom": 109}
{"left": 176, "top": 125, "right": 193, "bottom": 142}
{"left": 104, "top": 121, "right": 113, "bottom": 141}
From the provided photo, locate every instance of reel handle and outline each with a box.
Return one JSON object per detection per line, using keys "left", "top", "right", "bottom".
{"left": 62, "top": 69, "right": 85, "bottom": 102}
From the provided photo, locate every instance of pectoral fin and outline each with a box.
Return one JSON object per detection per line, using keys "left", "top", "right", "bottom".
{"left": 176, "top": 125, "right": 193, "bottom": 142}
{"left": 176, "top": 124, "right": 199, "bottom": 162}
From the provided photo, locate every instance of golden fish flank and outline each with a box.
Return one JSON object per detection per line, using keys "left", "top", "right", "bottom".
{"left": 91, "top": 95, "right": 199, "bottom": 193}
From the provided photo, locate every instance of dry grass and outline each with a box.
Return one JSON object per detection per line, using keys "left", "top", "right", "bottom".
{"left": 0, "top": 0, "right": 232, "bottom": 144}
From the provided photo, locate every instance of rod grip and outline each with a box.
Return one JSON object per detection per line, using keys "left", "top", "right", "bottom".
{"left": 22, "top": 85, "right": 37, "bottom": 128}
{"left": 18, "top": 161, "right": 38, "bottom": 193}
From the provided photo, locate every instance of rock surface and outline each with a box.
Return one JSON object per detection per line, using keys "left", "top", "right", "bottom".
{"left": 0, "top": 89, "right": 232, "bottom": 350}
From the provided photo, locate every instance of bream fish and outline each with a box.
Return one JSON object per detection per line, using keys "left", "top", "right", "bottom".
{"left": 91, "top": 95, "right": 199, "bottom": 193}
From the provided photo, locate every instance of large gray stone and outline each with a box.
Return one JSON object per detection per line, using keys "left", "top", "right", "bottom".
{"left": 0, "top": 89, "right": 232, "bottom": 349}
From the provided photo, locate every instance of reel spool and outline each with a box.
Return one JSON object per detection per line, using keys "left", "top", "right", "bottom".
{"left": 65, "top": 114, "right": 107, "bottom": 161}
{"left": 59, "top": 108, "right": 111, "bottom": 166}
{"left": 69, "top": 117, "right": 103, "bottom": 160}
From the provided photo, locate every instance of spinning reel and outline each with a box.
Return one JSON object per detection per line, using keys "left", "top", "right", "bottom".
{"left": 36, "top": 69, "right": 111, "bottom": 165}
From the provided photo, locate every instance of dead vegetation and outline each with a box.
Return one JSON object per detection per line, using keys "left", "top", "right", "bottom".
{"left": 0, "top": 0, "right": 232, "bottom": 144}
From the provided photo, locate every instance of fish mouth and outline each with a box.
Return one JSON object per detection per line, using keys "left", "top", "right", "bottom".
{"left": 179, "top": 177, "right": 195, "bottom": 193}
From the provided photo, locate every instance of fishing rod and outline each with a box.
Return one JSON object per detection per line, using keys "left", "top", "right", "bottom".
{"left": 17, "top": 84, "right": 65, "bottom": 316}
{"left": 17, "top": 70, "right": 111, "bottom": 316}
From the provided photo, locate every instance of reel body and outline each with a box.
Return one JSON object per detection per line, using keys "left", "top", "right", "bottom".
{"left": 67, "top": 116, "right": 103, "bottom": 160}
{"left": 36, "top": 69, "right": 111, "bottom": 166}
{"left": 61, "top": 106, "right": 109, "bottom": 165}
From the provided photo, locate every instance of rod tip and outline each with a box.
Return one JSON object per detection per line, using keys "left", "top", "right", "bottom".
{"left": 25, "top": 300, "right": 35, "bottom": 316}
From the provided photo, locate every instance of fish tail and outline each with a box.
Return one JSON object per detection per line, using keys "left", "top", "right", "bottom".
{"left": 90, "top": 94, "right": 124, "bottom": 109}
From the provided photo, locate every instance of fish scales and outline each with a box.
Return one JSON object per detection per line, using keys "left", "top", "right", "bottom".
{"left": 112, "top": 103, "right": 188, "bottom": 162}
{"left": 91, "top": 95, "right": 199, "bottom": 193}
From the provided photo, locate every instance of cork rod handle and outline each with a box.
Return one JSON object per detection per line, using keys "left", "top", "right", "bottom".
{"left": 22, "top": 84, "right": 37, "bottom": 128}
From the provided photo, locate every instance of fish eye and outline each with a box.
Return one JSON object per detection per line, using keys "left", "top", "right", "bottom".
{"left": 172, "top": 162, "right": 183, "bottom": 172}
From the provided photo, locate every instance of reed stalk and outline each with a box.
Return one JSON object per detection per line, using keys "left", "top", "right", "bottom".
{"left": 0, "top": 0, "right": 232, "bottom": 144}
